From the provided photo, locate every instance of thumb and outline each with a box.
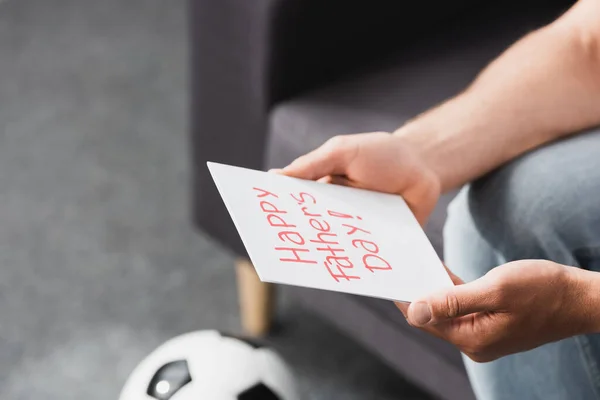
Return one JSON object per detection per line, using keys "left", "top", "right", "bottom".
{"left": 407, "top": 278, "right": 497, "bottom": 327}
{"left": 282, "top": 137, "right": 355, "bottom": 180}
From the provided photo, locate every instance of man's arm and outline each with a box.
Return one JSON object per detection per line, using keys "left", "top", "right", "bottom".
{"left": 280, "top": 1, "right": 600, "bottom": 224}
{"left": 395, "top": 0, "right": 600, "bottom": 192}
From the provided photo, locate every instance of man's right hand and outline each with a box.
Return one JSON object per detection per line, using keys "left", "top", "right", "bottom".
{"left": 276, "top": 132, "right": 441, "bottom": 226}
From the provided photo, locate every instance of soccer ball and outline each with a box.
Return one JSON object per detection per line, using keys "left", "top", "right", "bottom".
{"left": 119, "top": 330, "right": 300, "bottom": 400}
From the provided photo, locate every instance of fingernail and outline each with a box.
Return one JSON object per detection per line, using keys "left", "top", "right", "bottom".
{"left": 411, "top": 302, "right": 432, "bottom": 326}
{"left": 268, "top": 168, "right": 283, "bottom": 174}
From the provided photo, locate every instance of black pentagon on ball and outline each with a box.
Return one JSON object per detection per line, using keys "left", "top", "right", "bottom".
{"left": 220, "top": 332, "right": 264, "bottom": 349}
{"left": 146, "top": 360, "right": 192, "bottom": 400}
{"left": 237, "top": 382, "right": 281, "bottom": 400}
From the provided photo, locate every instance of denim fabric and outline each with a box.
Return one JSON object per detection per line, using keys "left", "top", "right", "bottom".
{"left": 443, "top": 128, "right": 600, "bottom": 400}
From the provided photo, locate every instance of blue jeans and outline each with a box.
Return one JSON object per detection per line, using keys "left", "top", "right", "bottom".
{"left": 443, "top": 128, "right": 600, "bottom": 400}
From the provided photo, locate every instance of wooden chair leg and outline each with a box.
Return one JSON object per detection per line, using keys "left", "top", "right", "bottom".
{"left": 235, "top": 258, "right": 275, "bottom": 337}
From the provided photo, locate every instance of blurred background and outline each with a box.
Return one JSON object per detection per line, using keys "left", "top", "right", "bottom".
{"left": 2, "top": 0, "right": 574, "bottom": 399}
{"left": 0, "top": 0, "right": 430, "bottom": 399}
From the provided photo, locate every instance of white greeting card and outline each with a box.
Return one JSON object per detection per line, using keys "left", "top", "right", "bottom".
{"left": 207, "top": 162, "right": 453, "bottom": 303}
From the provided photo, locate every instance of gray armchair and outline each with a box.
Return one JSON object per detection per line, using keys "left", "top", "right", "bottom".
{"left": 189, "top": 1, "right": 571, "bottom": 398}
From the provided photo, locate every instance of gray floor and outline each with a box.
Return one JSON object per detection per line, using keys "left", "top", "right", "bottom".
{"left": 0, "top": 1, "right": 430, "bottom": 399}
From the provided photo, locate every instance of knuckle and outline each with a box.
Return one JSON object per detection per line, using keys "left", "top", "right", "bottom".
{"left": 484, "top": 270, "right": 503, "bottom": 287}
{"left": 321, "top": 136, "right": 350, "bottom": 159}
{"left": 496, "top": 275, "right": 512, "bottom": 291}
{"left": 325, "top": 135, "right": 348, "bottom": 149}
{"left": 444, "top": 293, "right": 461, "bottom": 319}
{"left": 484, "top": 275, "right": 511, "bottom": 305}
{"left": 487, "top": 283, "right": 507, "bottom": 305}
{"left": 323, "top": 135, "right": 361, "bottom": 165}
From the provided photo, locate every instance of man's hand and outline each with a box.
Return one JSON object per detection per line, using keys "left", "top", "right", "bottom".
{"left": 396, "top": 260, "right": 600, "bottom": 362}
{"left": 276, "top": 132, "right": 441, "bottom": 225}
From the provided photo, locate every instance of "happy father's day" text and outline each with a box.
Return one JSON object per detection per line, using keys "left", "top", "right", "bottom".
{"left": 253, "top": 187, "right": 392, "bottom": 282}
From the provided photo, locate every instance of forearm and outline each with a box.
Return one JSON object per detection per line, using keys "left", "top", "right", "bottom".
{"left": 395, "top": 2, "right": 600, "bottom": 192}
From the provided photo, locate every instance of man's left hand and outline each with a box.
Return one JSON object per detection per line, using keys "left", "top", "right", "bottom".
{"left": 396, "top": 260, "right": 600, "bottom": 362}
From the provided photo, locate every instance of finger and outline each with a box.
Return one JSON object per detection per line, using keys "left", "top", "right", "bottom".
{"left": 397, "top": 300, "right": 468, "bottom": 340}
{"left": 317, "top": 175, "right": 332, "bottom": 184}
{"left": 407, "top": 277, "right": 499, "bottom": 327}
{"left": 394, "top": 301, "right": 409, "bottom": 318}
{"left": 435, "top": 312, "right": 508, "bottom": 357}
{"left": 268, "top": 168, "right": 284, "bottom": 174}
{"left": 282, "top": 136, "right": 357, "bottom": 180}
